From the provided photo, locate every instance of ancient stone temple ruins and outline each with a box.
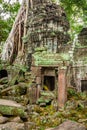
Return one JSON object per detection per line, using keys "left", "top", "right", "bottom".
{"left": 73, "top": 28, "right": 87, "bottom": 92}
{"left": 1, "top": 0, "right": 87, "bottom": 107}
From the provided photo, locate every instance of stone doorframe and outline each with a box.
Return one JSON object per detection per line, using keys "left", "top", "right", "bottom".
{"left": 31, "top": 65, "right": 68, "bottom": 108}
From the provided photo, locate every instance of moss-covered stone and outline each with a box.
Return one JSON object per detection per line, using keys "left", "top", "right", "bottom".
{"left": 0, "top": 106, "right": 26, "bottom": 118}
{"left": 33, "top": 50, "right": 70, "bottom": 66}
{"left": 13, "top": 83, "right": 28, "bottom": 96}
{"left": 0, "top": 99, "right": 27, "bottom": 118}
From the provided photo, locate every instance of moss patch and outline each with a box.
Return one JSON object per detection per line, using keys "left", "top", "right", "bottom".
{"left": 0, "top": 105, "right": 26, "bottom": 118}
{"left": 33, "top": 48, "right": 70, "bottom": 66}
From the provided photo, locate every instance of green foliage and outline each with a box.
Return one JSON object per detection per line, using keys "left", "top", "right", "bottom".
{"left": 37, "top": 97, "right": 51, "bottom": 104}
{"left": 59, "top": 0, "right": 87, "bottom": 37}
{"left": 52, "top": 0, "right": 56, "bottom": 2}
{"left": 0, "top": 60, "right": 10, "bottom": 70}
{"left": 0, "top": 0, "right": 20, "bottom": 43}
{"left": 68, "top": 88, "right": 87, "bottom": 101}
{"left": 13, "top": 64, "right": 28, "bottom": 73}
{"left": 0, "top": 18, "right": 10, "bottom": 42}
{"left": 68, "top": 88, "right": 77, "bottom": 97}
{"left": 77, "top": 92, "right": 87, "bottom": 100}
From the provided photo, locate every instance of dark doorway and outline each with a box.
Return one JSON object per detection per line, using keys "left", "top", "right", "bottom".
{"left": 43, "top": 76, "right": 55, "bottom": 91}
{"left": 81, "top": 80, "right": 87, "bottom": 92}
{"left": 0, "top": 69, "right": 8, "bottom": 79}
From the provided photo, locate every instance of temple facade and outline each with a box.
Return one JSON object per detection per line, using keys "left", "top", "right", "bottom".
{"left": 1, "top": 0, "right": 87, "bottom": 107}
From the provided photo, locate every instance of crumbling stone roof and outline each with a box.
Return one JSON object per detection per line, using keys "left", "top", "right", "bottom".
{"left": 25, "top": 1, "right": 70, "bottom": 54}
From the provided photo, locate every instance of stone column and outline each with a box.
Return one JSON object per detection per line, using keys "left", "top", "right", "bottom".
{"left": 76, "top": 73, "right": 81, "bottom": 92}
{"left": 36, "top": 67, "right": 42, "bottom": 100}
{"left": 36, "top": 76, "right": 41, "bottom": 99}
{"left": 58, "top": 66, "right": 67, "bottom": 108}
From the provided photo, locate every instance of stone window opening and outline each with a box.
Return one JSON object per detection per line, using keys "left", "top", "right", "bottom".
{"left": 0, "top": 69, "right": 8, "bottom": 79}
{"left": 81, "top": 80, "right": 87, "bottom": 92}
{"left": 43, "top": 76, "right": 55, "bottom": 91}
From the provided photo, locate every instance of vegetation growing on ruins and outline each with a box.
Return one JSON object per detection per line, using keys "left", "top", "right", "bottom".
{"left": 0, "top": 0, "right": 87, "bottom": 130}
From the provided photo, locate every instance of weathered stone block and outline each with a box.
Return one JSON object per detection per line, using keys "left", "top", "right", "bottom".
{"left": 46, "top": 120, "right": 86, "bottom": 130}
{"left": 0, "top": 99, "right": 27, "bottom": 118}
{"left": 0, "top": 122, "right": 25, "bottom": 130}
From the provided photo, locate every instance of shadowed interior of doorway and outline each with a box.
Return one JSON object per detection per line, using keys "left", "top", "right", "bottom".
{"left": 43, "top": 76, "right": 55, "bottom": 91}
{"left": 81, "top": 80, "right": 87, "bottom": 92}
{"left": 0, "top": 69, "right": 8, "bottom": 79}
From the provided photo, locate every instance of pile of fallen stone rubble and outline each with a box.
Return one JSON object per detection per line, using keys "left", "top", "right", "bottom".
{"left": 0, "top": 70, "right": 56, "bottom": 129}
{"left": 0, "top": 72, "right": 87, "bottom": 130}
{"left": 0, "top": 72, "right": 28, "bottom": 130}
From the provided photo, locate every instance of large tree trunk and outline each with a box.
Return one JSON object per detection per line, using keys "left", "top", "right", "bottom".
{"left": 1, "top": 0, "right": 26, "bottom": 62}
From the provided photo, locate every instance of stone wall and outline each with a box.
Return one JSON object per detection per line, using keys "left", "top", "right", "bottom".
{"left": 69, "top": 28, "right": 87, "bottom": 92}
{"left": 72, "top": 38, "right": 87, "bottom": 92}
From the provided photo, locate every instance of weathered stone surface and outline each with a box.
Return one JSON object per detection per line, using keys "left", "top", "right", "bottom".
{"left": 10, "top": 116, "right": 23, "bottom": 123}
{"left": 0, "top": 99, "right": 27, "bottom": 118}
{"left": 0, "top": 85, "right": 5, "bottom": 91}
{"left": 0, "top": 116, "right": 9, "bottom": 124}
{"left": 24, "top": 122, "right": 36, "bottom": 130}
{"left": 46, "top": 120, "right": 86, "bottom": 130}
{"left": 39, "top": 103, "right": 46, "bottom": 107}
{"left": 58, "top": 67, "right": 67, "bottom": 108}
{"left": 27, "top": 84, "right": 37, "bottom": 104}
{"left": 0, "top": 77, "right": 8, "bottom": 85}
{"left": 0, "top": 122, "right": 24, "bottom": 130}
